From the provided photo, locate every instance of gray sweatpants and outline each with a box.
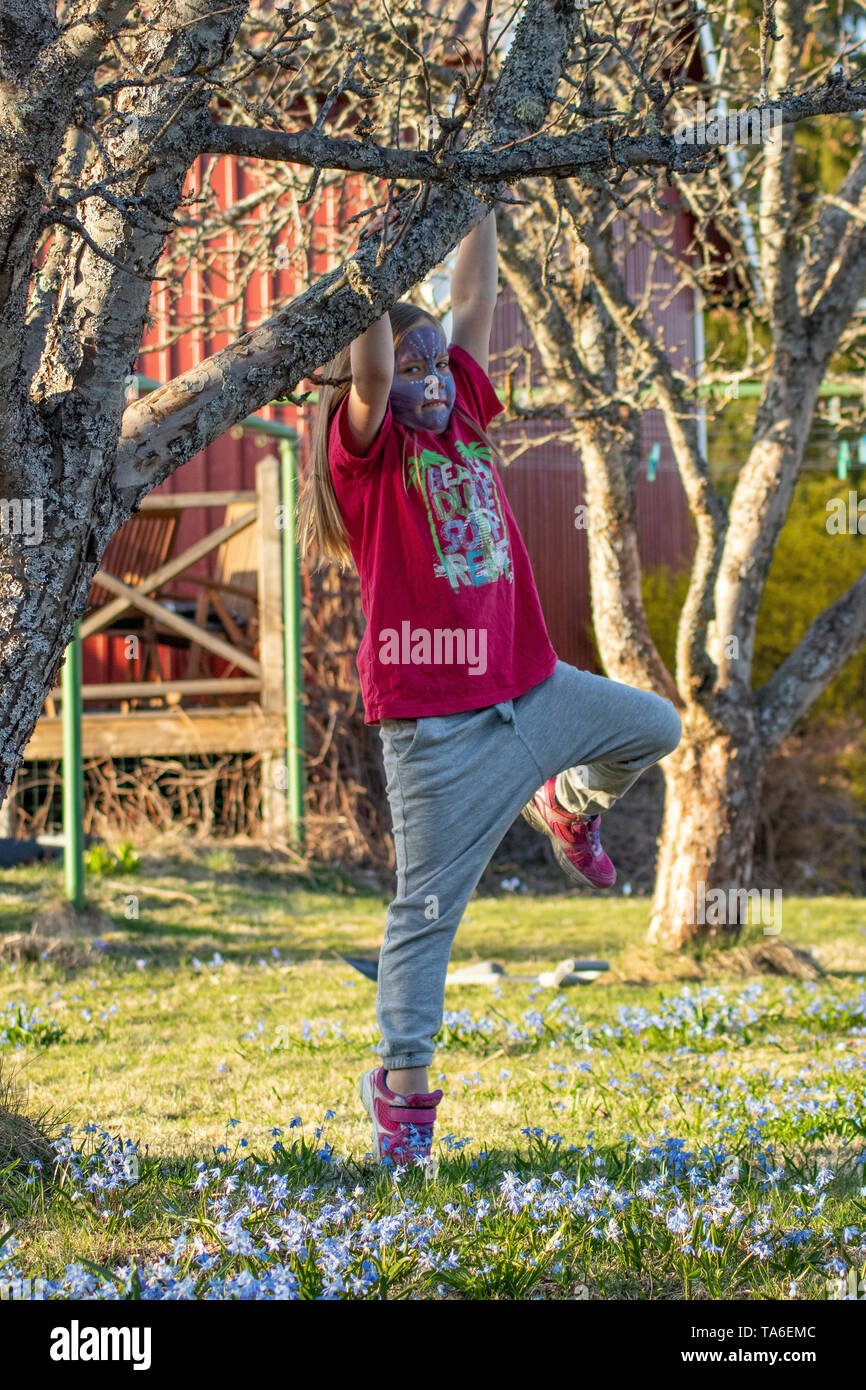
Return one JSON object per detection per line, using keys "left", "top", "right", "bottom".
{"left": 376, "top": 660, "right": 682, "bottom": 1070}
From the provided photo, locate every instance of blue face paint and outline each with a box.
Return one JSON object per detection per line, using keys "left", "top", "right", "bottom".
{"left": 389, "top": 324, "right": 456, "bottom": 434}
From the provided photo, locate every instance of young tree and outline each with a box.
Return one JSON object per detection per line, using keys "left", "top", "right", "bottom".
{"left": 493, "top": 0, "right": 866, "bottom": 946}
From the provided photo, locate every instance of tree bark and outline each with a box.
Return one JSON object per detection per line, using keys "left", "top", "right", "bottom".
{"left": 648, "top": 709, "right": 765, "bottom": 948}
{"left": 0, "top": 509, "right": 99, "bottom": 792}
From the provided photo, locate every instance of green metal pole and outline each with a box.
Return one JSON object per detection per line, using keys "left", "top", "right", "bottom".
{"left": 62, "top": 619, "right": 84, "bottom": 909}
{"left": 279, "top": 437, "right": 305, "bottom": 849}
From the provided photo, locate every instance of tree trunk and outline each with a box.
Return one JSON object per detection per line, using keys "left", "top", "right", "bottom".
{"left": 648, "top": 707, "right": 766, "bottom": 949}
{"left": 0, "top": 505, "right": 100, "bottom": 799}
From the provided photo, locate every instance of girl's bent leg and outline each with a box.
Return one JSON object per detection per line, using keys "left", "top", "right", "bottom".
{"left": 513, "top": 661, "right": 682, "bottom": 819}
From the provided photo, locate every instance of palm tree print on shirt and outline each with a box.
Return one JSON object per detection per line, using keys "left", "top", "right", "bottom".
{"left": 407, "top": 440, "right": 513, "bottom": 592}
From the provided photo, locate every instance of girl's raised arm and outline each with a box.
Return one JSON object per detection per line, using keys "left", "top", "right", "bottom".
{"left": 344, "top": 312, "right": 393, "bottom": 455}
{"left": 449, "top": 210, "right": 499, "bottom": 374}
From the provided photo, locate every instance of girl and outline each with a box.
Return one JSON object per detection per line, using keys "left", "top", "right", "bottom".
{"left": 298, "top": 207, "right": 682, "bottom": 1167}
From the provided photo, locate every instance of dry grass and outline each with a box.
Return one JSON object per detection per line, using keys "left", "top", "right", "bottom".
{"left": 0, "top": 1059, "right": 61, "bottom": 1170}
{"left": 612, "top": 937, "right": 828, "bottom": 986}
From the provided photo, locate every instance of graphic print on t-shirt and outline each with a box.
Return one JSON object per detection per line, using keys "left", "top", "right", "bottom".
{"left": 408, "top": 438, "right": 513, "bottom": 592}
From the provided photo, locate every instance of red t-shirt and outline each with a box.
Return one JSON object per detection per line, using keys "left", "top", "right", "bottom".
{"left": 328, "top": 342, "right": 557, "bottom": 723}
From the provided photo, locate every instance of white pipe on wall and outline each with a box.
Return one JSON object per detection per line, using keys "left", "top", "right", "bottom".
{"left": 697, "top": 19, "right": 763, "bottom": 303}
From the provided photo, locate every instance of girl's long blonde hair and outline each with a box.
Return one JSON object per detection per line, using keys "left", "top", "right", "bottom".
{"left": 296, "top": 300, "right": 506, "bottom": 570}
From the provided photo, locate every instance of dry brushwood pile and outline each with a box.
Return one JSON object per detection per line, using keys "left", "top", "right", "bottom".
{"left": 300, "top": 561, "right": 393, "bottom": 868}
{"left": 15, "top": 754, "right": 265, "bottom": 841}
{"left": 12, "top": 556, "right": 396, "bottom": 866}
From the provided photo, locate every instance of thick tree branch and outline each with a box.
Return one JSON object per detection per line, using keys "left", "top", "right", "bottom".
{"left": 114, "top": 0, "right": 585, "bottom": 499}
{"left": 0, "top": 0, "right": 141, "bottom": 455}
{"left": 799, "top": 124, "right": 866, "bottom": 313}
{"left": 809, "top": 194, "right": 866, "bottom": 356}
{"left": 0, "top": 0, "right": 55, "bottom": 80}
{"left": 200, "top": 82, "right": 866, "bottom": 183}
{"left": 712, "top": 362, "right": 823, "bottom": 687}
{"left": 758, "top": 0, "right": 806, "bottom": 334}
{"left": 28, "top": 4, "right": 247, "bottom": 437}
{"left": 36, "top": 0, "right": 138, "bottom": 81}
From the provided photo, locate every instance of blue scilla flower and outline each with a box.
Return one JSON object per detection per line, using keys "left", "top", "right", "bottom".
{"left": 665, "top": 1205, "right": 691, "bottom": 1236}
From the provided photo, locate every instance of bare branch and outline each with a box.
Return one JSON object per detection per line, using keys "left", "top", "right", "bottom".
{"left": 757, "top": 569, "right": 866, "bottom": 749}
{"left": 114, "top": 0, "right": 587, "bottom": 498}
{"left": 200, "top": 84, "right": 866, "bottom": 183}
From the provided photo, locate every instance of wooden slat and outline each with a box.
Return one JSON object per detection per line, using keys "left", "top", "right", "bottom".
{"left": 82, "top": 507, "right": 259, "bottom": 639}
{"left": 209, "top": 589, "right": 248, "bottom": 652}
{"left": 139, "top": 491, "right": 257, "bottom": 510}
{"left": 215, "top": 501, "right": 259, "bottom": 626}
{"left": 93, "top": 572, "right": 263, "bottom": 678}
{"left": 255, "top": 458, "right": 288, "bottom": 838}
{"left": 256, "top": 458, "right": 284, "bottom": 712}
{"left": 24, "top": 709, "right": 285, "bottom": 760}
{"left": 48, "top": 678, "right": 263, "bottom": 701}
{"left": 179, "top": 579, "right": 259, "bottom": 603}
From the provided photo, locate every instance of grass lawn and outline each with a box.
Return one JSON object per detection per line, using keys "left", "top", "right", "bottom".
{"left": 1, "top": 841, "right": 866, "bottom": 1301}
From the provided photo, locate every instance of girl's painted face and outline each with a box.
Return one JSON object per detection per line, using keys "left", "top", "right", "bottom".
{"left": 389, "top": 325, "right": 456, "bottom": 434}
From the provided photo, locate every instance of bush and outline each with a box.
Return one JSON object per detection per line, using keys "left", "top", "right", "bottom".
{"left": 641, "top": 472, "right": 866, "bottom": 724}
{"left": 84, "top": 840, "right": 140, "bottom": 876}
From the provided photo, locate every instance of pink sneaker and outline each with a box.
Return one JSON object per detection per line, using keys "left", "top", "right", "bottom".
{"left": 359, "top": 1065, "right": 444, "bottom": 1167}
{"left": 522, "top": 776, "right": 617, "bottom": 889}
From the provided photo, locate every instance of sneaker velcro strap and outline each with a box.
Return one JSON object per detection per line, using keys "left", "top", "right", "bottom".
{"left": 405, "top": 1089, "right": 444, "bottom": 1105}
{"left": 546, "top": 802, "right": 579, "bottom": 828}
{"left": 387, "top": 1105, "right": 436, "bottom": 1125}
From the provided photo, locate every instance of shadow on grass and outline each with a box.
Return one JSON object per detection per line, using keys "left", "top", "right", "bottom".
{"left": 0, "top": 850, "right": 859, "bottom": 986}
{"left": 0, "top": 842, "right": 626, "bottom": 972}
